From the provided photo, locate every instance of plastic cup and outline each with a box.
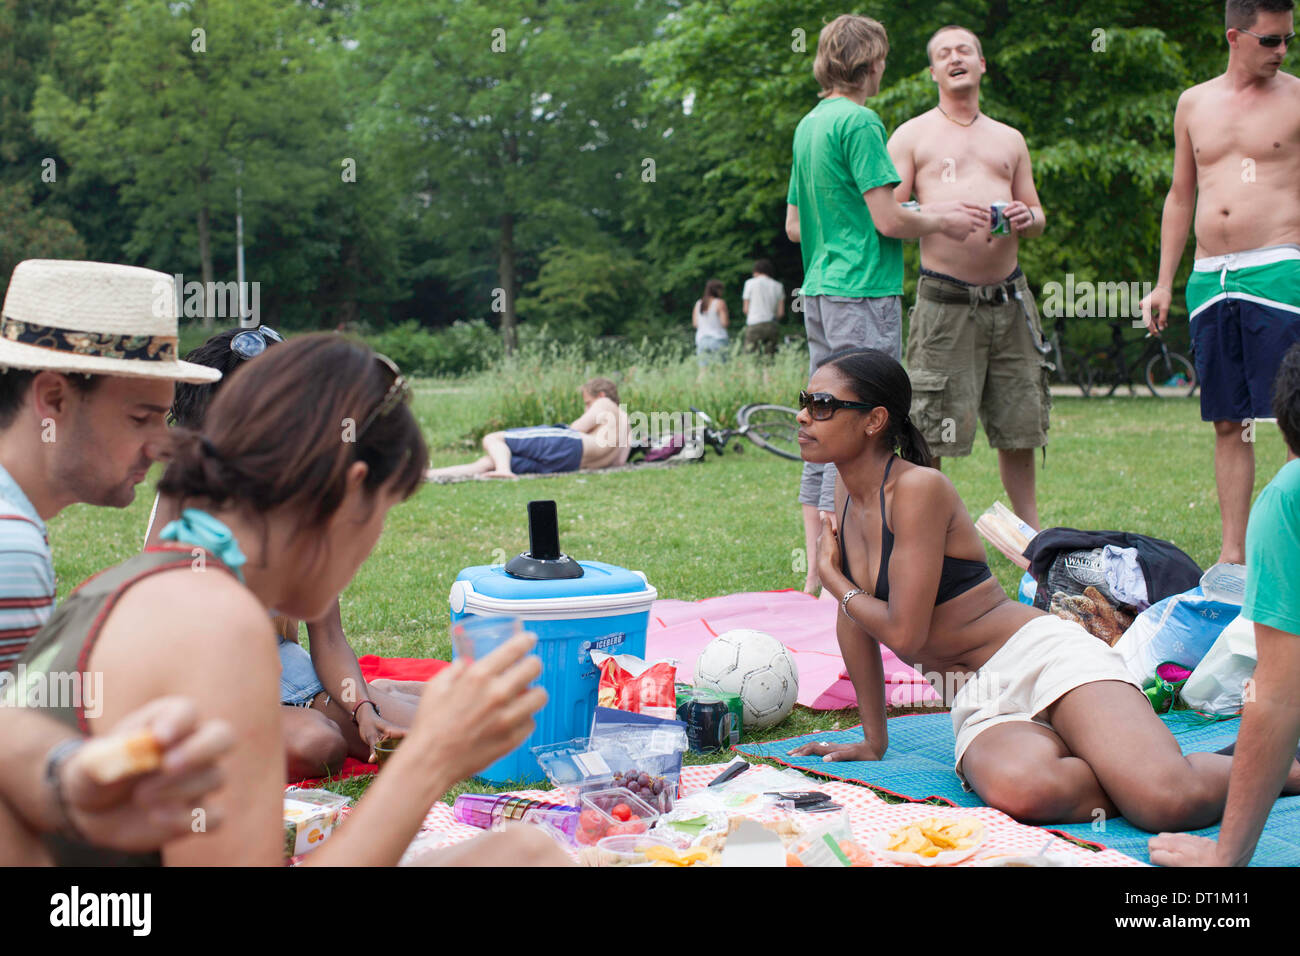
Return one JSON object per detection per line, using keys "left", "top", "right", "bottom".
{"left": 451, "top": 615, "right": 523, "bottom": 662}
{"left": 373, "top": 736, "right": 401, "bottom": 768}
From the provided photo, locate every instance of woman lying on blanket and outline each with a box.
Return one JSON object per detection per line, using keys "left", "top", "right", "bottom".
{"left": 789, "top": 347, "right": 1300, "bottom": 832}
{"left": 9, "top": 335, "right": 567, "bottom": 866}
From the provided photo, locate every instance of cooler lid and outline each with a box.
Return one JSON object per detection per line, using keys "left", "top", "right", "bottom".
{"left": 449, "top": 561, "right": 656, "bottom": 618}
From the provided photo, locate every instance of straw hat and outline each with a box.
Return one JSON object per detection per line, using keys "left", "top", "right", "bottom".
{"left": 0, "top": 260, "right": 221, "bottom": 383}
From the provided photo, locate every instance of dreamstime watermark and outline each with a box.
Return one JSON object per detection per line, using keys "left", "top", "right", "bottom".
{"left": 0, "top": 665, "right": 102, "bottom": 718}
{"left": 1041, "top": 274, "right": 1154, "bottom": 327}
{"left": 152, "top": 274, "right": 260, "bottom": 325}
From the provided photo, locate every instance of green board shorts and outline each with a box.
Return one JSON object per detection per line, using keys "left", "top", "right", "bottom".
{"left": 1185, "top": 245, "right": 1300, "bottom": 423}
{"left": 905, "top": 268, "right": 1052, "bottom": 457}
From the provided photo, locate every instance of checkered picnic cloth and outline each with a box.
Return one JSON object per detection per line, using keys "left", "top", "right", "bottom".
{"left": 390, "top": 763, "right": 1142, "bottom": 866}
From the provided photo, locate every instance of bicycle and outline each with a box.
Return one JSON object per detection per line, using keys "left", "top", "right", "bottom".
{"left": 1044, "top": 315, "right": 1095, "bottom": 394}
{"left": 690, "top": 403, "right": 802, "bottom": 461}
{"left": 1077, "top": 320, "right": 1198, "bottom": 398}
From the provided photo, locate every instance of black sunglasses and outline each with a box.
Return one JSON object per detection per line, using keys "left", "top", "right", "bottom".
{"left": 356, "top": 353, "right": 411, "bottom": 437}
{"left": 799, "top": 390, "right": 876, "bottom": 420}
{"left": 1238, "top": 28, "right": 1295, "bottom": 47}
{"left": 230, "top": 325, "right": 283, "bottom": 361}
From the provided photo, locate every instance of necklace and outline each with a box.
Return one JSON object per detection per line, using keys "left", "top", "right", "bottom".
{"left": 938, "top": 105, "right": 979, "bottom": 127}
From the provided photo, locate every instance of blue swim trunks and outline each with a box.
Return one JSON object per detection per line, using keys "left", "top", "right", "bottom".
{"left": 1187, "top": 245, "right": 1300, "bottom": 422}
{"left": 503, "top": 426, "right": 585, "bottom": 474}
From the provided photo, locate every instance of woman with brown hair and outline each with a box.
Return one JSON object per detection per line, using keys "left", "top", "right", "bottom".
{"left": 692, "top": 278, "right": 730, "bottom": 364}
{"left": 10, "top": 334, "right": 564, "bottom": 865}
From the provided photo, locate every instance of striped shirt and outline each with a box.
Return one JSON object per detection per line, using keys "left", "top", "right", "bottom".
{"left": 0, "top": 463, "right": 55, "bottom": 671}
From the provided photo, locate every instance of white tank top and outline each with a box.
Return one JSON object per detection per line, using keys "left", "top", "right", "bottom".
{"left": 695, "top": 298, "right": 726, "bottom": 343}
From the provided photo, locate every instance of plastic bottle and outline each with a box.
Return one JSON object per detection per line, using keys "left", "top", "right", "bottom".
{"left": 1200, "top": 563, "right": 1247, "bottom": 606}
{"left": 452, "top": 794, "right": 581, "bottom": 843}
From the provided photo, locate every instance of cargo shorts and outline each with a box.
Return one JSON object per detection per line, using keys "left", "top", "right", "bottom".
{"left": 905, "top": 269, "right": 1052, "bottom": 458}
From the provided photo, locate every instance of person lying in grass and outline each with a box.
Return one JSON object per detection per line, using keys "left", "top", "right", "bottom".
{"left": 144, "top": 327, "right": 422, "bottom": 781}
{"left": 790, "top": 346, "right": 1300, "bottom": 832}
{"left": 14, "top": 334, "right": 566, "bottom": 865}
{"left": 426, "top": 377, "right": 629, "bottom": 480}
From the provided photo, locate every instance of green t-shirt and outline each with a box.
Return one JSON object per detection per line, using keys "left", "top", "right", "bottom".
{"left": 1243, "top": 458, "right": 1300, "bottom": 636}
{"left": 786, "top": 97, "right": 903, "bottom": 298}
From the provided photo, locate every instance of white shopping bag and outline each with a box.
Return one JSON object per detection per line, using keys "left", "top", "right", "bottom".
{"left": 1180, "top": 614, "right": 1257, "bottom": 716}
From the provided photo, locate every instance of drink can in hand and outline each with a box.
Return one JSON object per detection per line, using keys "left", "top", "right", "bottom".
{"left": 990, "top": 201, "right": 1012, "bottom": 236}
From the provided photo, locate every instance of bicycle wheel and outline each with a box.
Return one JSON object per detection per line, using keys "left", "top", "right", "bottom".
{"left": 1063, "top": 348, "right": 1093, "bottom": 398}
{"left": 736, "top": 403, "right": 802, "bottom": 461}
{"left": 1145, "top": 350, "right": 1198, "bottom": 398}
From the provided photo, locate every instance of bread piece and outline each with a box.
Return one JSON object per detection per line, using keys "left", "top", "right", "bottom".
{"left": 78, "top": 729, "right": 163, "bottom": 784}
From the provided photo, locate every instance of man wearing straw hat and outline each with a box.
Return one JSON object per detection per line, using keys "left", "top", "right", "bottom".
{"left": 0, "top": 260, "right": 220, "bottom": 671}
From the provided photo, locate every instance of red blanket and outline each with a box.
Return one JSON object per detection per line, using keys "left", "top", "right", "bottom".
{"left": 288, "top": 657, "right": 449, "bottom": 786}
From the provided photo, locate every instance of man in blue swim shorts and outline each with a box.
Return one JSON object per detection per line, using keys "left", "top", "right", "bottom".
{"left": 1141, "top": 0, "right": 1300, "bottom": 566}
{"left": 427, "top": 377, "right": 630, "bottom": 479}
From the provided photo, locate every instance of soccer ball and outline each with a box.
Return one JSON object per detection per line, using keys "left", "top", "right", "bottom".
{"left": 694, "top": 629, "right": 799, "bottom": 731}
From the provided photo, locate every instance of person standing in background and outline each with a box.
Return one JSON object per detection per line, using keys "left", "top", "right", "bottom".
{"left": 693, "top": 278, "right": 730, "bottom": 365}
{"left": 742, "top": 259, "right": 785, "bottom": 355}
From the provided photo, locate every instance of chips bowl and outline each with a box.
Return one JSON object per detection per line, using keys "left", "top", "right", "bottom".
{"left": 869, "top": 816, "right": 986, "bottom": 866}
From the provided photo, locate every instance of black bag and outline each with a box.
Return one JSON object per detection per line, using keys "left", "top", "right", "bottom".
{"left": 1023, "top": 528, "right": 1202, "bottom": 610}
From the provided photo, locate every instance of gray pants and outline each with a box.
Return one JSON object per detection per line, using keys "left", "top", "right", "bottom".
{"left": 798, "top": 294, "right": 902, "bottom": 511}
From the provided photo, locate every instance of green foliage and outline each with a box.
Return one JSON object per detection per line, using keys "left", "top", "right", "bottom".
{"left": 516, "top": 242, "right": 652, "bottom": 338}
{"left": 367, "top": 319, "right": 503, "bottom": 378}
{"left": 0, "top": 182, "right": 86, "bottom": 296}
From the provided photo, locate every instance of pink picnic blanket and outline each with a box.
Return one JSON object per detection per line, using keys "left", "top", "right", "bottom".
{"left": 646, "top": 590, "right": 939, "bottom": 709}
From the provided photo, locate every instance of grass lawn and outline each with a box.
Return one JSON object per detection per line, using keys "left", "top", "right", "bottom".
{"left": 45, "top": 388, "right": 1289, "bottom": 805}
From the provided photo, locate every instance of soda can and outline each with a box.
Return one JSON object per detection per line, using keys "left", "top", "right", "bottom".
{"left": 990, "top": 201, "right": 1012, "bottom": 236}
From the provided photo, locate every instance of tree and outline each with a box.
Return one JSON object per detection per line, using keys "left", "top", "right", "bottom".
{"left": 353, "top": 0, "right": 669, "bottom": 351}
{"left": 33, "top": 0, "right": 343, "bottom": 329}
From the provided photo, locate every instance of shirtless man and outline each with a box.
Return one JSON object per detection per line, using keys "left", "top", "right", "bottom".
{"left": 888, "top": 25, "right": 1049, "bottom": 528}
{"left": 1140, "top": 0, "right": 1300, "bottom": 567}
{"left": 426, "top": 377, "right": 630, "bottom": 479}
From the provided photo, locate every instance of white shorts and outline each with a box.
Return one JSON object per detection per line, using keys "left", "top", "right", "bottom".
{"left": 951, "top": 614, "right": 1141, "bottom": 788}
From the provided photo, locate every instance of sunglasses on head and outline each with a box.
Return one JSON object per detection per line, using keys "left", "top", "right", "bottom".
{"left": 356, "top": 353, "right": 411, "bottom": 437}
{"left": 230, "top": 325, "right": 283, "bottom": 361}
{"left": 798, "top": 390, "right": 876, "bottom": 420}
{"left": 1238, "top": 27, "right": 1295, "bottom": 47}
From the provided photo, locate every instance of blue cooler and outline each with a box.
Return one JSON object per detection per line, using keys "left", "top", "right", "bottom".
{"left": 447, "top": 502, "right": 658, "bottom": 785}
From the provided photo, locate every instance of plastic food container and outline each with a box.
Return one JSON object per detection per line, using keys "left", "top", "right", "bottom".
{"left": 580, "top": 833, "right": 692, "bottom": 868}
{"left": 574, "top": 787, "right": 660, "bottom": 846}
{"left": 283, "top": 788, "right": 350, "bottom": 857}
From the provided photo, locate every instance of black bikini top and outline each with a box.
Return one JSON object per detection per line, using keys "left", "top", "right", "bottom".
{"left": 838, "top": 456, "right": 993, "bottom": 605}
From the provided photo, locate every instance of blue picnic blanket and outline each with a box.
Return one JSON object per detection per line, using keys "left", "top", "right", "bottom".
{"left": 735, "top": 712, "right": 1300, "bottom": 866}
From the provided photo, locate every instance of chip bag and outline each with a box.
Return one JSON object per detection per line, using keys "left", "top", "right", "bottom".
{"left": 591, "top": 651, "right": 677, "bottom": 719}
